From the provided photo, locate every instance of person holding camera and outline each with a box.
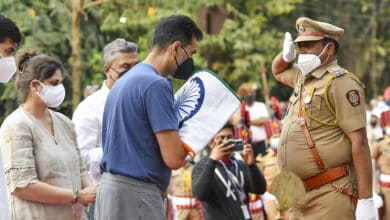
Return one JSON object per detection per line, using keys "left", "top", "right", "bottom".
{"left": 192, "top": 123, "right": 266, "bottom": 220}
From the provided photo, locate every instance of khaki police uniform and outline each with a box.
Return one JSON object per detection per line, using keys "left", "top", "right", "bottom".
{"left": 258, "top": 149, "right": 289, "bottom": 220}
{"left": 372, "top": 135, "right": 390, "bottom": 217}
{"left": 277, "top": 17, "right": 366, "bottom": 219}
{"left": 167, "top": 162, "right": 203, "bottom": 220}
{"left": 260, "top": 148, "right": 280, "bottom": 189}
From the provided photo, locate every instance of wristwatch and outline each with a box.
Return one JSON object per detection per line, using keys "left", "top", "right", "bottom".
{"left": 71, "top": 188, "right": 79, "bottom": 204}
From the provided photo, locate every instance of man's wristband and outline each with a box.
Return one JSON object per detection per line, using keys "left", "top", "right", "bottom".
{"left": 182, "top": 141, "right": 195, "bottom": 158}
{"left": 71, "top": 188, "right": 79, "bottom": 204}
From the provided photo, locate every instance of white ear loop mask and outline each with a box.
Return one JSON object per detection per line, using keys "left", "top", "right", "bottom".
{"left": 0, "top": 55, "right": 17, "bottom": 83}
{"left": 35, "top": 81, "right": 66, "bottom": 108}
{"left": 297, "top": 43, "right": 330, "bottom": 75}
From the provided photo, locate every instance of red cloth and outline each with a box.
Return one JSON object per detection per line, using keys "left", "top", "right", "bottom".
{"left": 381, "top": 110, "right": 390, "bottom": 127}
{"left": 264, "top": 119, "right": 282, "bottom": 138}
{"left": 384, "top": 86, "right": 390, "bottom": 101}
{"left": 221, "top": 158, "right": 231, "bottom": 165}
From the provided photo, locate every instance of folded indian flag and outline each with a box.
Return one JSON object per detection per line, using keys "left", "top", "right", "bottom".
{"left": 174, "top": 69, "right": 241, "bottom": 157}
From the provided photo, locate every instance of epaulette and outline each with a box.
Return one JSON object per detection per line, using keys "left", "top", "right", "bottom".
{"left": 327, "top": 66, "right": 346, "bottom": 77}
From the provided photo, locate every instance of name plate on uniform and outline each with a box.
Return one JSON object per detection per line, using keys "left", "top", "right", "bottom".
{"left": 174, "top": 69, "right": 241, "bottom": 155}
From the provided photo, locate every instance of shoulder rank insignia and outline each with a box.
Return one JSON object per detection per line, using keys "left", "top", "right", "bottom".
{"left": 346, "top": 90, "right": 360, "bottom": 107}
{"left": 328, "top": 66, "right": 346, "bottom": 77}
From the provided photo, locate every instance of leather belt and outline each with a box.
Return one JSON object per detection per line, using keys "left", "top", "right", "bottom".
{"left": 303, "top": 166, "right": 348, "bottom": 191}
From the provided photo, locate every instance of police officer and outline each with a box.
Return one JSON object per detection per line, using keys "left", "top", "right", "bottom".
{"left": 271, "top": 17, "right": 375, "bottom": 219}
{"left": 167, "top": 159, "right": 203, "bottom": 220}
{"left": 372, "top": 110, "right": 390, "bottom": 218}
{"left": 257, "top": 135, "right": 288, "bottom": 220}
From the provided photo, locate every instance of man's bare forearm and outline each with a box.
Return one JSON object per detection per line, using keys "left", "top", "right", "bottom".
{"left": 350, "top": 129, "right": 373, "bottom": 199}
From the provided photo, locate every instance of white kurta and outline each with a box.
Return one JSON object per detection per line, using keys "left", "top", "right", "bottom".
{"left": 72, "top": 82, "right": 109, "bottom": 184}
{"left": 0, "top": 107, "right": 87, "bottom": 220}
{"left": 245, "top": 101, "right": 269, "bottom": 143}
{"left": 0, "top": 149, "right": 10, "bottom": 220}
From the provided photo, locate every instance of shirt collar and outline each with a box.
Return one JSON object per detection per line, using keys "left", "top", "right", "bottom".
{"left": 102, "top": 80, "right": 111, "bottom": 93}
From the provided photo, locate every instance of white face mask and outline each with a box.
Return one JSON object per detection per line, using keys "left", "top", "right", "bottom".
{"left": 297, "top": 43, "right": 330, "bottom": 76}
{"left": 36, "top": 81, "right": 66, "bottom": 108}
{"left": 270, "top": 137, "right": 280, "bottom": 149}
{"left": 0, "top": 56, "right": 17, "bottom": 83}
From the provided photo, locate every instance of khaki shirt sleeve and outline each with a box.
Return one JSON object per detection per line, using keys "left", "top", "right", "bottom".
{"left": 279, "top": 64, "right": 300, "bottom": 88}
{"left": 328, "top": 75, "right": 366, "bottom": 134}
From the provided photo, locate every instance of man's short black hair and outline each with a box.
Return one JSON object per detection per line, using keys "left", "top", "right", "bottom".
{"left": 322, "top": 38, "right": 339, "bottom": 55}
{"left": 0, "top": 15, "right": 21, "bottom": 44}
{"left": 221, "top": 122, "right": 235, "bottom": 133}
{"left": 151, "top": 15, "right": 203, "bottom": 49}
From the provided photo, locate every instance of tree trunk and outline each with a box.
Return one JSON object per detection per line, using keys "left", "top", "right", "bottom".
{"left": 70, "top": 0, "right": 82, "bottom": 111}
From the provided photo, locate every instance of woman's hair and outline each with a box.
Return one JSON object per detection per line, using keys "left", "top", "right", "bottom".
{"left": 15, "top": 49, "right": 65, "bottom": 104}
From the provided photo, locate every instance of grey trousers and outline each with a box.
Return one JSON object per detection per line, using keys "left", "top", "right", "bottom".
{"left": 94, "top": 172, "right": 166, "bottom": 220}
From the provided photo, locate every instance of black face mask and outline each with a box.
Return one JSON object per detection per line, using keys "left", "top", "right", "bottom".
{"left": 174, "top": 58, "right": 194, "bottom": 80}
{"left": 173, "top": 46, "right": 194, "bottom": 80}
{"left": 243, "top": 95, "right": 255, "bottom": 103}
{"left": 118, "top": 68, "right": 131, "bottom": 78}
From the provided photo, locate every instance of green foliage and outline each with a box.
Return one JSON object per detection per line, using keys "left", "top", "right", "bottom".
{"left": 1, "top": 0, "right": 390, "bottom": 123}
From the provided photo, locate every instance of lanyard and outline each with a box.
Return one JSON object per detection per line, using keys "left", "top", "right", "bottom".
{"left": 215, "top": 159, "right": 245, "bottom": 203}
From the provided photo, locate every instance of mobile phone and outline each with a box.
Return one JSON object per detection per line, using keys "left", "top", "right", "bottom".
{"left": 229, "top": 139, "right": 244, "bottom": 151}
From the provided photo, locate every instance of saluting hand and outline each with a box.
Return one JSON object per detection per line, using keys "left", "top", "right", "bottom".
{"left": 282, "top": 32, "right": 296, "bottom": 62}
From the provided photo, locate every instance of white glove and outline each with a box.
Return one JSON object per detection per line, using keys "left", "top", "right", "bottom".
{"left": 373, "top": 192, "right": 383, "bottom": 208}
{"left": 355, "top": 198, "right": 376, "bottom": 220}
{"left": 282, "top": 32, "right": 296, "bottom": 62}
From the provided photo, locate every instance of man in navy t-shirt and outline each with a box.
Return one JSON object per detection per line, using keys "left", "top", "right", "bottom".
{"left": 95, "top": 15, "right": 203, "bottom": 220}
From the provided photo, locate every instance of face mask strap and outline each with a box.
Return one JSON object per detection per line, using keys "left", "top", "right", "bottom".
{"left": 108, "top": 66, "right": 120, "bottom": 75}
{"left": 107, "top": 66, "right": 122, "bottom": 83}
{"left": 318, "top": 43, "right": 330, "bottom": 59}
{"left": 181, "top": 46, "right": 191, "bottom": 59}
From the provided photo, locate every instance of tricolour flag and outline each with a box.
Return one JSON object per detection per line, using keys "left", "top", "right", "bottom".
{"left": 174, "top": 69, "right": 241, "bottom": 156}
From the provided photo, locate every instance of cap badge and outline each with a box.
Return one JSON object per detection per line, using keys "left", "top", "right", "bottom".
{"left": 298, "top": 24, "right": 305, "bottom": 33}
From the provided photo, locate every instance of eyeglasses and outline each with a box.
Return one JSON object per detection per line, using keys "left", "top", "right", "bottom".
{"left": 181, "top": 46, "right": 191, "bottom": 59}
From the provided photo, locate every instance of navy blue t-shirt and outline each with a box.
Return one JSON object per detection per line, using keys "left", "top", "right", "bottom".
{"left": 101, "top": 63, "right": 179, "bottom": 190}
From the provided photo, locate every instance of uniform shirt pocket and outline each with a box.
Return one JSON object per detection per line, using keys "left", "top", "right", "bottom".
{"left": 304, "top": 94, "right": 323, "bottom": 129}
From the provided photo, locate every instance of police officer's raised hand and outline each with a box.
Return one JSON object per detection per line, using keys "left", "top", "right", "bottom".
{"left": 209, "top": 141, "right": 233, "bottom": 161}
{"left": 282, "top": 32, "right": 296, "bottom": 62}
{"left": 240, "top": 143, "right": 255, "bottom": 166}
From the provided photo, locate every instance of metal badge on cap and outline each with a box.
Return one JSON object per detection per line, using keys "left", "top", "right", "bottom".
{"left": 298, "top": 24, "right": 305, "bottom": 33}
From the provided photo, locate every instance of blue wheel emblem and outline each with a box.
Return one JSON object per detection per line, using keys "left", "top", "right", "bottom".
{"left": 174, "top": 77, "right": 205, "bottom": 129}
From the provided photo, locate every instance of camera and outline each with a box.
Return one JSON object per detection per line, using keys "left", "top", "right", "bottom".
{"left": 229, "top": 139, "right": 244, "bottom": 151}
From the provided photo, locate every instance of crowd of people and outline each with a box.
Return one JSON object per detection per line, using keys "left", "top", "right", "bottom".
{"left": 0, "top": 11, "right": 389, "bottom": 220}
